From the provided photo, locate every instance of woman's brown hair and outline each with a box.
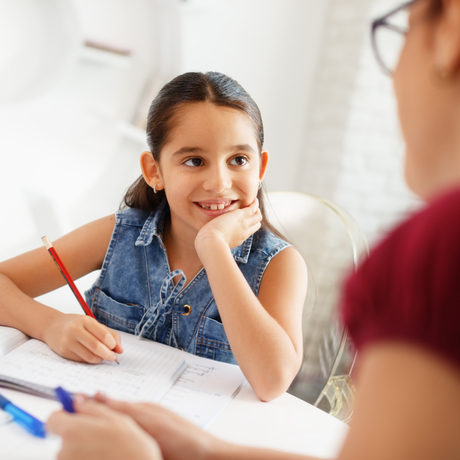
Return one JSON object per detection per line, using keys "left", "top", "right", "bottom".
{"left": 121, "top": 71, "right": 285, "bottom": 240}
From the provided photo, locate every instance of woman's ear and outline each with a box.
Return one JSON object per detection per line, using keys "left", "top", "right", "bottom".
{"left": 433, "top": 0, "right": 460, "bottom": 74}
{"left": 140, "top": 151, "right": 164, "bottom": 191}
{"left": 259, "top": 150, "right": 269, "bottom": 181}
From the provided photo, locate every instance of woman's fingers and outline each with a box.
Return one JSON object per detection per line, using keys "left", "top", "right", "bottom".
{"left": 47, "top": 409, "right": 94, "bottom": 438}
{"left": 47, "top": 401, "right": 163, "bottom": 460}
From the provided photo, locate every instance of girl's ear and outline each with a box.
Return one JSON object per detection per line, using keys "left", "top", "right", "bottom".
{"left": 259, "top": 150, "right": 269, "bottom": 181}
{"left": 140, "top": 151, "right": 164, "bottom": 191}
{"left": 433, "top": 0, "right": 460, "bottom": 74}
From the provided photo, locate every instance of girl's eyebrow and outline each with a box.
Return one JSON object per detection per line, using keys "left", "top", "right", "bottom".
{"left": 172, "top": 146, "right": 203, "bottom": 156}
{"left": 172, "top": 144, "right": 256, "bottom": 156}
{"left": 232, "top": 144, "right": 256, "bottom": 154}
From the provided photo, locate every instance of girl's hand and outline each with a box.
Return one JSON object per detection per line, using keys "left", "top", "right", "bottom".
{"left": 92, "top": 394, "right": 220, "bottom": 460}
{"left": 43, "top": 313, "right": 123, "bottom": 363}
{"left": 195, "top": 198, "right": 262, "bottom": 256}
{"left": 47, "top": 397, "right": 162, "bottom": 460}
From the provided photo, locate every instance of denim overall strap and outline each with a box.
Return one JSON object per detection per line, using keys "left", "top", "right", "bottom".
{"left": 135, "top": 269, "right": 186, "bottom": 344}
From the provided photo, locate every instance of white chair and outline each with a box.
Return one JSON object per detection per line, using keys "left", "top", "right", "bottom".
{"left": 265, "top": 191, "right": 368, "bottom": 423}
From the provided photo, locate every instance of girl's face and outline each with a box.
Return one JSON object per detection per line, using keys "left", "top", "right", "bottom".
{"left": 394, "top": 0, "right": 460, "bottom": 198}
{"left": 146, "top": 102, "right": 268, "bottom": 238}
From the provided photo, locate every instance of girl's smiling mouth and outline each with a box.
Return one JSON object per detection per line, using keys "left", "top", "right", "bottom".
{"left": 195, "top": 200, "right": 235, "bottom": 213}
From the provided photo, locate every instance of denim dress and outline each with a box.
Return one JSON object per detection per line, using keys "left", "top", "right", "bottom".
{"left": 85, "top": 201, "right": 290, "bottom": 365}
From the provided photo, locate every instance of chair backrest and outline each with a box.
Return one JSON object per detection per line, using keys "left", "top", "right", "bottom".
{"left": 265, "top": 191, "right": 368, "bottom": 422}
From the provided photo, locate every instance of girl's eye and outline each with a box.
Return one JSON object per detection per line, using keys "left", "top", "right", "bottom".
{"left": 229, "top": 156, "right": 248, "bottom": 166}
{"left": 184, "top": 158, "right": 203, "bottom": 167}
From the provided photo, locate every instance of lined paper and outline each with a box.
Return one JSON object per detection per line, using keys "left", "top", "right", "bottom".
{"left": 0, "top": 326, "right": 29, "bottom": 358}
{"left": 159, "top": 355, "right": 245, "bottom": 428}
{"left": 0, "top": 329, "right": 246, "bottom": 428}
{"left": 0, "top": 334, "right": 186, "bottom": 402}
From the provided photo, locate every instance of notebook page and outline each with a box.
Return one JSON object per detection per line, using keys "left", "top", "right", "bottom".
{"left": 0, "top": 326, "right": 29, "bottom": 358}
{"left": 159, "top": 354, "right": 246, "bottom": 428}
{"left": 0, "top": 334, "right": 186, "bottom": 402}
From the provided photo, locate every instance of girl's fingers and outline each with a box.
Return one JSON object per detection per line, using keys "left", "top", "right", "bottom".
{"left": 247, "top": 197, "right": 259, "bottom": 213}
{"left": 111, "top": 330, "right": 124, "bottom": 353}
{"left": 83, "top": 320, "right": 122, "bottom": 361}
{"left": 84, "top": 319, "right": 117, "bottom": 349}
{"left": 71, "top": 341, "right": 108, "bottom": 364}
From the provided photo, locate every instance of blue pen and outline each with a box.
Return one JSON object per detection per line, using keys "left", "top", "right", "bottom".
{"left": 55, "top": 387, "right": 75, "bottom": 413}
{"left": 0, "top": 392, "right": 46, "bottom": 438}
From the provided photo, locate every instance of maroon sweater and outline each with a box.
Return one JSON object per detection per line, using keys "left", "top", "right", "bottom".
{"left": 342, "top": 187, "right": 460, "bottom": 371}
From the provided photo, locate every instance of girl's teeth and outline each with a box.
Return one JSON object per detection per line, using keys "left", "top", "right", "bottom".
{"left": 201, "top": 203, "right": 228, "bottom": 210}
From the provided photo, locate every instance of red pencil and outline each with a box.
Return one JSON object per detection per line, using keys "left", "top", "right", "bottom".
{"left": 42, "top": 236, "right": 94, "bottom": 317}
{"left": 41, "top": 236, "right": 119, "bottom": 364}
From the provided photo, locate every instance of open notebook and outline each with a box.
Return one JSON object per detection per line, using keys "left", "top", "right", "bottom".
{"left": 0, "top": 326, "right": 245, "bottom": 428}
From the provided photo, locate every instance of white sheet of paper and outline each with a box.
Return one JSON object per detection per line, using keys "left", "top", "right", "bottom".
{"left": 0, "top": 326, "right": 29, "bottom": 358}
{"left": 159, "top": 353, "right": 246, "bottom": 428}
{"left": 0, "top": 334, "right": 186, "bottom": 402}
{"left": 0, "top": 328, "right": 246, "bottom": 429}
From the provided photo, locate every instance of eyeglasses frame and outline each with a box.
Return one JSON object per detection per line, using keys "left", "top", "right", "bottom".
{"left": 371, "top": 0, "right": 419, "bottom": 76}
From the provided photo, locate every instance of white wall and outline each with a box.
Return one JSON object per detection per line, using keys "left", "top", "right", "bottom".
{"left": 174, "top": 0, "right": 330, "bottom": 192}
{"left": 0, "top": 0, "right": 331, "bottom": 260}
{"left": 0, "top": 0, "right": 420, "bottom": 261}
{"left": 295, "top": 0, "right": 421, "bottom": 244}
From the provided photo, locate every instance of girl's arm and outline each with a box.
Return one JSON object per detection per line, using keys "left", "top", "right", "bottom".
{"left": 195, "top": 199, "right": 307, "bottom": 401}
{"left": 0, "top": 215, "right": 122, "bottom": 362}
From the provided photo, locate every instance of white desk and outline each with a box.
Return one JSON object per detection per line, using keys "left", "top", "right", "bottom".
{"left": 0, "top": 383, "right": 348, "bottom": 460}
{"left": 0, "top": 281, "right": 349, "bottom": 459}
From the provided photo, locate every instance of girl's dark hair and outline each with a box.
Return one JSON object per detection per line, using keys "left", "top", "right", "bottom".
{"left": 122, "top": 71, "right": 284, "bottom": 239}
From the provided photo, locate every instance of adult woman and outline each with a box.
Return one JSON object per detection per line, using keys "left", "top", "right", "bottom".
{"left": 47, "top": 0, "right": 460, "bottom": 458}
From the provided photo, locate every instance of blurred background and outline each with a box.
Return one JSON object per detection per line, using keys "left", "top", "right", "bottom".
{"left": 0, "top": 0, "right": 419, "bottom": 262}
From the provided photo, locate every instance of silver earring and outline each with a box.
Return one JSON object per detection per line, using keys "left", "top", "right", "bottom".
{"left": 258, "top": 181, "right": 262, "bottom": 190}
{"left": 153, "top": 184, "right": 157, "bottom": 194}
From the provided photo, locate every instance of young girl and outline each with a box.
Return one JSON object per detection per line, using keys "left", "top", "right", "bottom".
{"left": 0, "top": 72, "right": 307, "bottom": 401}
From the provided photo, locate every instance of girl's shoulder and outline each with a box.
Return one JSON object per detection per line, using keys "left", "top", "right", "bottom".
{"left": 250, "top": 226, "right": 291, "bottom": 256}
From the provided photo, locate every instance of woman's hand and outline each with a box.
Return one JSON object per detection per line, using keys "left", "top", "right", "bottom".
{"left": 195, "top": 198, "right": 262, "bottom": 257}
{"left": 47, "top": 397, "right": 162, "bottom": 460}
{"left": 92, "top": 394, "right": 220, "bottom": 460}
{"left": 43, "top": 313, "right": 123, "bottom": 363}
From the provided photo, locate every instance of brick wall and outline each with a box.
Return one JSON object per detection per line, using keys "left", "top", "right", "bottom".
{"left": 295, "top": 0, "right": 422, "bottom": 247}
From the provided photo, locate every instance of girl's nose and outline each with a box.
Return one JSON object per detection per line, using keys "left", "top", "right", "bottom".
{"left": 203, "top": 166, "right": 232, "bottom": 193}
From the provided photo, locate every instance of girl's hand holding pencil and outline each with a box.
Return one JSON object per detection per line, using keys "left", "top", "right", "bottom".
{"left": 41, "top": 236, "right": 123, "bottom": 364}
{"left": 43, "top": 313, "right": 123, "bottom": 364}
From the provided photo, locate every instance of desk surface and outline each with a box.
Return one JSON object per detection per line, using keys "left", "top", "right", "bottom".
{"left": 0, "top": 281, "right": 349, "bottom": 459}
{"left": 0, "top": 382, "right": 348, "bottom": 460}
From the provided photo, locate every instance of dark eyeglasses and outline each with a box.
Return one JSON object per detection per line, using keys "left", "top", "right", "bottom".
{"left": 371, "top": 0, "right": 418, "bottom": 76}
